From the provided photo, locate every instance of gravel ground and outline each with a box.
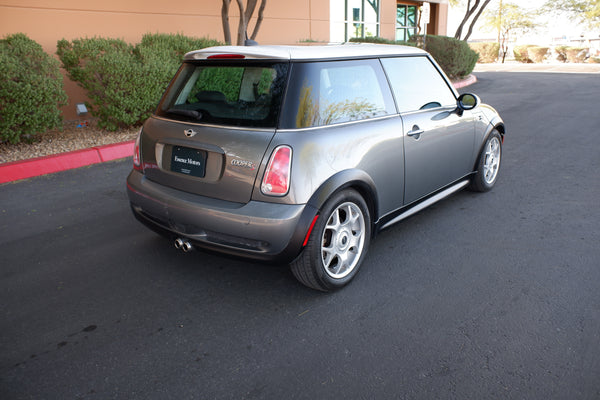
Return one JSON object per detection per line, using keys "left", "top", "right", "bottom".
{"left": 0, "top": 120, "right": 138, "bottom": 164}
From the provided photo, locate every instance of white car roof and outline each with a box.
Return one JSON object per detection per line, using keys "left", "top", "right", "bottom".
{"left": 185, "top": 43, "right": 427, "bottom": 61}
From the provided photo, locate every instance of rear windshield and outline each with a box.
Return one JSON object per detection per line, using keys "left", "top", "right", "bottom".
{"left": 156, "top": 61, "right": 289, "bottom": 128}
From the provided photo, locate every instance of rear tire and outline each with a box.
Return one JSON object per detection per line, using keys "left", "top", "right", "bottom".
{"left": 469, "top": 130, "right": 502, "bottom": 192}
{"left": 290, "top": 189, "right": 371, "bottom": 292}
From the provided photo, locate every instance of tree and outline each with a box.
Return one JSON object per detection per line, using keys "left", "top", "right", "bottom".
{"left": 542, "top": 0, "right": 600, "bottom": 28}
{"left": 452, "top": 0, "right": 493, "bottom": 40}
{"left": 484, "top": 2, "right": 536, "bottom": 63}
{"left": 221, "top": 0, "right": 267, "bottom": 45}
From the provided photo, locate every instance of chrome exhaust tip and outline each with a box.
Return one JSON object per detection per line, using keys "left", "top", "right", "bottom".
{"left": 174, "top": 238, "right": 193, "bottom": 252}
{"left": 181, "top": 241, "right": 193, "bottom": 252}
{"left": 174, "top": 238, "right": 184, "bottom": 250}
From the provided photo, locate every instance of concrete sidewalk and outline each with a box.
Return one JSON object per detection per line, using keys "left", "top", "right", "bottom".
{"left": 474, "top": 62, "right": 600, "bottom": 74}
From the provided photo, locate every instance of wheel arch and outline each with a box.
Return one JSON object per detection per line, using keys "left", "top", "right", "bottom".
{"left": 306, "top": 169, "right": 379, "bottom": 233}
{"left": 473, "top": 122, "right": 504, "bottom": 172}
{"left": 493, "top": 121, "right": 505, "bottom": 139}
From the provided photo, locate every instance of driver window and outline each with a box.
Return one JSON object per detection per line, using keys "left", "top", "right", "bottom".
{"left": 381, "top": 56, "right": 456, "bottom": 113}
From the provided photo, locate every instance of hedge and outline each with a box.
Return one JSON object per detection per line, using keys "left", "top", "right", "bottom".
{"left": 469, "top": 42, "right": 499, "bottom": 63}
{"left": 565, "top": 47, "right": 588, "bottom": 63}
{"left": 513, "top": 45, "right": 537, "bottom": 63}
{"left": 0, "top": 33, "right": 67, "bottom": 143}
{"left": 527, "top": 47, "right": 550, "bottom": 63}
{"left": 351, "top": 35, "right": 478, "bottom": 80}
{"left": 57, "top": 33, "right": 221, "bottom": 131}
{"left": 555, "top": 45, "right": 569, "bottom": 62}
{"left": 349, "top": 36, "right": 415, "bottom": 46}
{"left": 412, "top": 35, "right": 479, "bottom": 79}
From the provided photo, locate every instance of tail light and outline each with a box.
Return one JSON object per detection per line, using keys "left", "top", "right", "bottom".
{"left": 132, "top": 129, "right": 142, "bottom": 171}
{"left": 261, "top": 145, "right": 292, "bottom": 196}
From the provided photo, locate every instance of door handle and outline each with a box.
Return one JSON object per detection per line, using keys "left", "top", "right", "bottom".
{"left": 407, "top": 125, "right": 424, "bottom": 137}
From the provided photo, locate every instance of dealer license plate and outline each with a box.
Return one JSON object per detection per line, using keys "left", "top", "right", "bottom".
{"left": 171, "top": 146, "right": 206, "bottom": 178}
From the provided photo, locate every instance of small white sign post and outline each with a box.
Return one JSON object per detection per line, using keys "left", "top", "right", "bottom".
{"left": 422, "top": 2, "right": 430, "bottom": 49}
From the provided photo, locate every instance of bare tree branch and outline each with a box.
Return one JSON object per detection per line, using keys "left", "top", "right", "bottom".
{"left": 455, "top": 0, "right": 476, "bottom": 39}
{"left": 222, "top": 0, "right": 268, "bottom": 45}
{"left": 222, "top": 0, "right": 232, "bottom": 45}
{"left": 464, "top": 0, "right": 492, "bottom": 40}
{"left": 235, "top": 0, "right": 246, "bottom": 46}
{"left": 244, "top": 0, "right": 258, "bottom": 24}
{"left": 250, "top": 0, "right": 267, "bottom": 40}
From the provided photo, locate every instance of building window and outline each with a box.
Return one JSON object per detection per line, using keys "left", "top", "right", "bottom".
{"left": 330, "top": 0, "right": 380, "bottom": 42}
{"left": 396, "top": 4, "right": 418, "bottom": 42}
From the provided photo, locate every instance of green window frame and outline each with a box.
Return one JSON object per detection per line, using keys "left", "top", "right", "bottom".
{"left": 396, "top": 4, "right": 418, "bottom": 42}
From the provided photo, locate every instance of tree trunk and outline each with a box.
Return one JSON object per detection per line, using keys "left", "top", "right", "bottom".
{"left": 235, "top": 0, "right": 247, "bottom": 46}
{"left": 222, "top": 0, "right": 232, "bottom": 45}
{"left": 501, "top": 30, "right": 509, "bottom": 63}
{"left": 455, "top": 0, "right": 478, "bottom": 39}
{"left": 222, "top": 0, "right": 267, "bottom": 46}
{"left": 244, "top": 0, "right": 258, "bottom": 24}
{"left": 463, "top": 0, "right": 492, "bottom": 41}
{"left": 497, "top": 0, "right": 503, "bottom": 44}
{"left": 250, "top": 0, "right": 267, "bottom": 40}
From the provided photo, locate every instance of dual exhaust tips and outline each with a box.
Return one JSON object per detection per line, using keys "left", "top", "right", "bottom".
{"left": 174, "top": 238, "right": 193, "bottom": 252}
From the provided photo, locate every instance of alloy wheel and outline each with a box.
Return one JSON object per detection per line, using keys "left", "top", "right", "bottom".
{"left": 321, "top": 201, "right": 366, "bottom": 279}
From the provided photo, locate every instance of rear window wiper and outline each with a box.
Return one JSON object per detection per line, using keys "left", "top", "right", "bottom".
{"left": 167, "top": 109, "right": 203, "bottom": 120}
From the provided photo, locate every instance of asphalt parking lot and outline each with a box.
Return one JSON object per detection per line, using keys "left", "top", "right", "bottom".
{"left": 1, "top": 70, "right": 599, "bottom": 399}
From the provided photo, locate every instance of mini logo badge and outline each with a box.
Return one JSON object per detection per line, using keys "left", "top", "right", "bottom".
{"left": 184, "top": 129, "right": 197, "bottom": 138}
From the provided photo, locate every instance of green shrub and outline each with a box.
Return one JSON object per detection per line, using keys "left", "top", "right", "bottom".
{"left": 527, "top": 46, "right": 550, "bottom": 63}
{"left": 349, "top": 36, "right": 418, "bottom": 48}
{"left": 410, "top": 35, "right": 478, "bottom": 79}
{"left": 352, "top": 35, "right": 477, "bottom": 79}
{"left": 57, "top": 33, "right": 221, "bottom": 130}
{"left": 555, "top": 45, "right": 569, "bottom": 62}
{"left": 0, "top": 33, "right": 67, "bottom": 143}
{"left": 565, "top": 47, "right": 588, "bottom": 63}
{"left": 469, "top": 42, "right": 499, "bottom": 63}
{"left": 513, "top": 45, "right": 536, "bottom": 63}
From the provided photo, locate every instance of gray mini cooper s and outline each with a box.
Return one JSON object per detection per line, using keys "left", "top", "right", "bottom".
{"left": 126, "top": 43, "right": 504, "bottom": 291}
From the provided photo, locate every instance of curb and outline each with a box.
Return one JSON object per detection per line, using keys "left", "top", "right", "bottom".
{"left": 453, "top": 74, "right": 477, "bottom": 89}
{"left": 0, "top": 140, "right": 134, "bottom": 184}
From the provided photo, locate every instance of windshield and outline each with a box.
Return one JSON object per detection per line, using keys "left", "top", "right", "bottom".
{"left": 156, "top": 61, "right": 289, "bottom": 128}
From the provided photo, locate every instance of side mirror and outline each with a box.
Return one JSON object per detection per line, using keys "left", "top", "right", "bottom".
{"left": 456, "top": 93, "right": 480, "bottom": 116}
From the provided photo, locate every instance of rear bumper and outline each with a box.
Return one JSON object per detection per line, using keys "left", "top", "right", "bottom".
{"left": 126, "top": 170, "right": 317, "bottom": 263}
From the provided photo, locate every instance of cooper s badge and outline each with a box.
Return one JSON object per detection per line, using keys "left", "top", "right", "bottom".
{"left": 231, "top": 159, "right": 256, "bottom": 170}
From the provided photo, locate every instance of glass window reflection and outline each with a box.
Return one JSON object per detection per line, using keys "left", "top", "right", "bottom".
{"left": 282, "top": 59, "right": 394, "bottom": 129}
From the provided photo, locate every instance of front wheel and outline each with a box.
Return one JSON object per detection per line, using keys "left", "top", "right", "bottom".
{"left": 469, "top": 130, "right": 502, "bottom": 192}
{"left": 290, "top": 189, "right": 371, "bottom": 291}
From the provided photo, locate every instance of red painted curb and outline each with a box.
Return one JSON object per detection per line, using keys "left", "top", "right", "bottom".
{"left": 95, "top": 141, "right": 135, "bottom": 162}
{"left": 0, "top": 140, "right": 134, "bottom": 184}
{"left": 453, "top": 74, "right": 477, "bottom": 89}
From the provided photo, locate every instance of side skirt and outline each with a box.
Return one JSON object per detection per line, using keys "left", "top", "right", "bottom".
{"left": 377, "top": 180, "right": 470, "bottom": 232}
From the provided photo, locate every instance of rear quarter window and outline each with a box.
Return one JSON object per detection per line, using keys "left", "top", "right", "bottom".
{"left": 281, "top": 59, "right": 395, "bottom": 129}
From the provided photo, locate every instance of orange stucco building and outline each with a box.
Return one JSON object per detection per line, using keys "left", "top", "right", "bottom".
{"left": 1, "top": 0, "right": 448, "bottom": 119}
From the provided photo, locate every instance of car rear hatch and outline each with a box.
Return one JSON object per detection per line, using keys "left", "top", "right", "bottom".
{"left": 140, "top": 118, "right": 275, "bottom": 204}
{"left": 139, "top": 58, "right": 289, "bottom": 204}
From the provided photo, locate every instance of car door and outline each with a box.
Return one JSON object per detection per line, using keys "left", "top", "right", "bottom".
{"left": 381, "top": 56, "right": 475, "bottom": 205}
